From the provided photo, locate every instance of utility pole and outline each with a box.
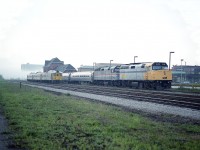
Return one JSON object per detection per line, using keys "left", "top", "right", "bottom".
{"left": 134, "top": 56, "right": 138, "bottom": 63}
{"left": 169, "top": 51, "right": 175, "bottom": 70}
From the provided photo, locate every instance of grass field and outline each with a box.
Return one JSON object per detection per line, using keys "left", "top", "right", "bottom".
{"left": 172, "top": 83, "right": 200, "bottom": 93}
{"left": 0, "top": 81, "right": 200, "bottom": 149}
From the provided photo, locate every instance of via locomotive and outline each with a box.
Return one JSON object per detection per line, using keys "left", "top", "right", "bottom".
{"left": 27, "top": 62, "right": 172, "bottom": 90}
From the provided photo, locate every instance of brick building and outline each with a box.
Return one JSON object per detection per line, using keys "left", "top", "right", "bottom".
{"left": 43, "top": 57, "right": 76, "bottom": 73}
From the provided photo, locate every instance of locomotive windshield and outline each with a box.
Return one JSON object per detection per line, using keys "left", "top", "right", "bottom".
{"left": 152, "top": 63, "right": 168, "bottom": 70}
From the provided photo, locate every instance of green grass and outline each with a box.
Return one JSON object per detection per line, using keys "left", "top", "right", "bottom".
{"left": 171, "top": 86, "right": 200, "bottom": 93}
{"left": 173, "top": 83, "right": 200, "bottom": 87}
{"left": 0, "top": 81, "right": 200, "bottom": 149}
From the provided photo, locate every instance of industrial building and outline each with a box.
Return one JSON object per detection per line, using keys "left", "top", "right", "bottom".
{"left": 172, "top": 65, "right": 200, "bottom": 83}
{"left": 21, "top": 63, "right": 43, "bottom": 72}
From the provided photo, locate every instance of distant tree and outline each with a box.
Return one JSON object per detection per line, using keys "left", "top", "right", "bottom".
{"left": 0, "top": 75, "right": 4, "bottom": 80}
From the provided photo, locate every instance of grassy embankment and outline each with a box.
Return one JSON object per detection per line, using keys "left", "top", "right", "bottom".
{"left": 171, "top": 83, "right": 200, "bottom": 93}
{"left": 0, "top": 81, "right": 199, "bottom": 149}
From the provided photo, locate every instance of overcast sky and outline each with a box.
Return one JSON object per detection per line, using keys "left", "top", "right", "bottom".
{"left": 0, "top": 0, "right": 200, "bottom": 79}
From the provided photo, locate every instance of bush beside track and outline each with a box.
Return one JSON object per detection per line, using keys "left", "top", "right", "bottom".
{"left": 0, "top": 81, "right": 200, "bottom": 149}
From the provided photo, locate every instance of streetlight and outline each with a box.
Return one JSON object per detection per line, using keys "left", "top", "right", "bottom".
{"left": 184, "top": 61, "right": 186, "bottom": 81}
{"left": 110, "top": 60, "right": 113, "bottom": 68}
{"left": 93, "top": 62, "right": 96, "bottom": 71}
{"left": 169, "top": 51, "right": 175, "bottom": 70}
{"left": 181, "top": 59, "right": 184, "bottom": 84}
{"left": 134, "top": 56, "right": 138, "bottom": 63}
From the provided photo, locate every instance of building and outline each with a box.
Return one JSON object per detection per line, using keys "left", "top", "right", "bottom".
{"left": 56, "top": 64, "right": 77, "bottom": 73}
{"left": 172, "top": 65, "right": 200, "bottom": 83}
{"left": 21, "top": 63, "right": 43, "bottom": 72}
{"left": 43, "top": 57, "right": 76, "bottom": 73}
{"left": 43, "top": 57, "right": 64, "bottom": 72}
{"left": 78, "top": 65, "right": 94, "bottom": 72}
{"left": 77, "top": 63, "right": 122, "bottom": 72}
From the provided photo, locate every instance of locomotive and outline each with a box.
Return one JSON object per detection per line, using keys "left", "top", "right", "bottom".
{"left": 27, "top": 62, "right": 172, "bottom": 90}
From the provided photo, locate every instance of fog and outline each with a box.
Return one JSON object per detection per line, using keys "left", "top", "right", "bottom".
{"left": 0, "top": 0, "right": 200, "bottom": 79}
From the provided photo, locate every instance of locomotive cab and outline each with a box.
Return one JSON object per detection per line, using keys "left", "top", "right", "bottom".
{"left": 49, "top": 70, "right": 62, "bottom": 83}
{"left": 144, "top": 62, "right": 172, "bottom": 89}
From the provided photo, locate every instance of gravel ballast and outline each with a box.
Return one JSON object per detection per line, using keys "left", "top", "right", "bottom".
{"left": 26, "top": 84, "right": 200, "bottom": 120}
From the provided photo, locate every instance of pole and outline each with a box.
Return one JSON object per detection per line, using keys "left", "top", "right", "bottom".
{"left": 181, "top": 59, "right": 184, "bottom": 84}
{"left": 169, "top": 52, "right": 174, "bottom": 70}
{"left": 185, "top": 61, "right": 186, "bottom": 81}
{"left": 134, "top": 56, "right": 138, "bottom": 63}
{"left": 110, "top": 60, "right": 113, "bottom": 68}
{"left": 93, "top": 62, "right": 96, "bottom": 71}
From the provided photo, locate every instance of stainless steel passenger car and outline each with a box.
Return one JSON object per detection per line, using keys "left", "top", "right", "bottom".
{"left": 70, "top": 71, "right": 94, "bottom": 83}
{"left": 31, "top": 72, "right": 42, "bottom": 82}
{"left": 62, "top": 73, "right": 70, "bottom": 83}
{"left": 27, "top": 73, "right": 34, "bottom": 81}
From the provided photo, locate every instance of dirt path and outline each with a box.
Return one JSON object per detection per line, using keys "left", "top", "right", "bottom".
{"left": 0, "top": 113, "right": 9, "bottom": 150}
{"left": 0, "top": 112, "right": 21, "bottom": 150}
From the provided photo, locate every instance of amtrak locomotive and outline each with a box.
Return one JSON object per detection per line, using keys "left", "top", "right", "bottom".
{"left": 27, "top": 62, "right": 172, "bottom": 90}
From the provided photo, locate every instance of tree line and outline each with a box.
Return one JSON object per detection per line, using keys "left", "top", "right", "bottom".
{"left": 0, "top": 75, "right": 4, "bottom": 80}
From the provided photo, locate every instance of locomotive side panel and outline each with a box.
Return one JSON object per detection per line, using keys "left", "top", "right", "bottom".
{"left": 94, "top": 67, "right": 119, "bottom": 81}
{"left": 119, "top": 64, "right": 146, "bottom": 81}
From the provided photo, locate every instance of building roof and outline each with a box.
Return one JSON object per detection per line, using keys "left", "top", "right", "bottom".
{"left": 44, "top": 57, "right": 64, "bottom": 67}
{"left": 78, "top": 66, "right": 94, "bottom": 69}
{"left": 56, "top": 64, "right": 76, "bottom": 72}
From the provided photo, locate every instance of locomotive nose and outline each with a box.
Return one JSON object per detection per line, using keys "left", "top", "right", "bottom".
{"left": 145, "top": 70, "right": 172, "bottom": 80}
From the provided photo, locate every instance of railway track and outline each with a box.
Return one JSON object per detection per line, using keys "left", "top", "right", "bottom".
{"left": 19, "top": 81, "right": 200, "bottom": 111}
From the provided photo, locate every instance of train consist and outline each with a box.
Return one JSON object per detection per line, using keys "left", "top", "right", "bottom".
{"left": 27, "top": 70, "right": 62, "bottom": 83}
{"left": 27, "top": 62, "right": 172, "bottom": 89}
